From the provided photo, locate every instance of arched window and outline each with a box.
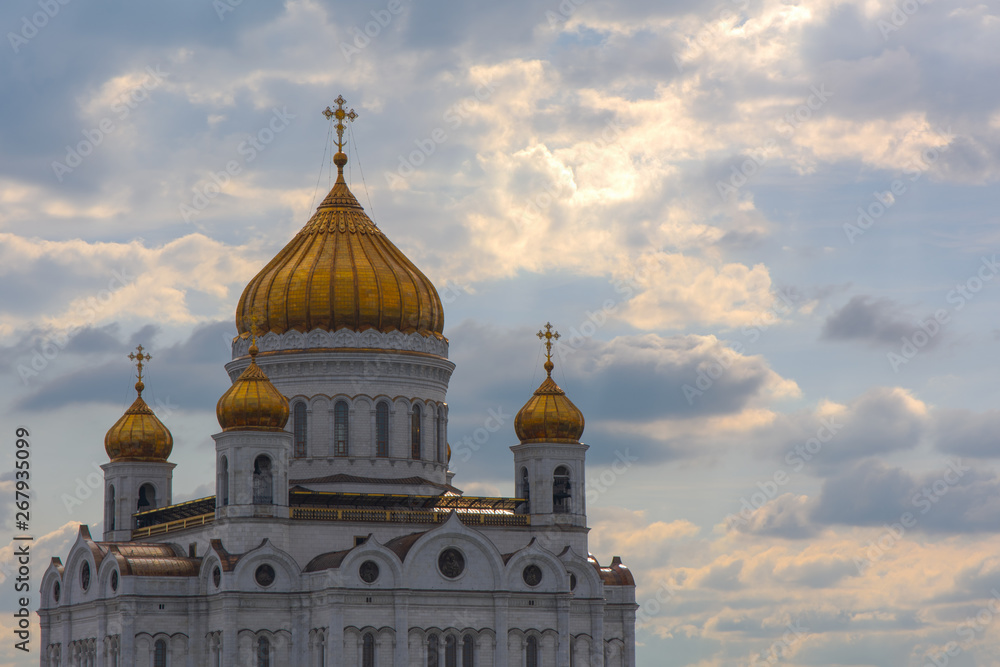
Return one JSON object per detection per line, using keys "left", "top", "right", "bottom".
{"left": 137, "top": 483, "right": 155, "bottom": 512}
{"left": 553, "top": 465, "right": 571, "bottom": 514}
{"left": 426, "top": 634, "right": 439, "bottom": 667}
{"left": 526, "top": 636, "right": 538, "bottom": 667}
{"left": 257, "top": 636, "right": 270, "bottom": 667}
{"left": 107, "top": 485, "right": 115, "bottom": 531}
{"left": 362, "top": 632, "right": 375, "bottom": 667}
{"left": 437, "top": 406, "right": 445, "bottom": 463}
{"left": 445, "top": 635, "right": 457, "bottom": 667}
{"left": 334, "top": 400, "right": 349, "bottom": 456}
{"left": 153, "top": 640, "right": 166, "bottom": 667}
{"left": 462, "top": 635, "right": 475, "bottom": 667}
{"left": 520, "top": 467, "right": 530, "bottom": 514}
{"left": 294, "top": 402, "right": 307, "bottom": 457}
{"left": 411, "top": 404, "right": 422, "bottom": 460}
{"left": 253, "top": 455, "right": 273, "bottom": 505}
{"left": 219, "top": 456, "right": 229, "bottom": 507}
{"left": 376, "top": 402, "right": 389, "bottom": 457}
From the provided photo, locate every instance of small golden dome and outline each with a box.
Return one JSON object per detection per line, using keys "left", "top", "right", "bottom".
{"left": 514, "top": 359, "right": 585, "bottom": 444}
{"left": 105, "top": 381, "right": 174, "bottom": 462}
{"left": 235, "top": 148, "right": 444, "bottom": 342}
{"left": 216, "top": 344, "right": 290, "bottom": 431}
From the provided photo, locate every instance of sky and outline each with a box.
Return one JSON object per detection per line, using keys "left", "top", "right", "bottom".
{"left": 1, "top": 0, "right": 999, "bottom": 665}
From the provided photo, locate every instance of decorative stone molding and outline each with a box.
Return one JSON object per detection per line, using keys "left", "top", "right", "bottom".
{"left": 232, "top": 328, "right": 449, "bottom": 360}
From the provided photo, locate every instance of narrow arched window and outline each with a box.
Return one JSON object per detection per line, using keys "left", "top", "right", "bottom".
{"left": 220, "top": 456, "right": 229, "bottom": 507}
{"left": 553, "top": 465, "right": 571, "bottom": 514}
{"left": 521, "top": 467, "right": 530, "bottom": 514}
{"left": 253, "top": 455, "right": 273, "bottom": 505}
{"left": 137, "top": 483, "right": 155, "bottom": 512}
{"left": 426, "top": 634, "right": 439, "bottom": 667}
{"left": 376, "top": 402, "right": 389, "bottom": 457}
{"left": 526, "top": 636, "right": 538, "bottom": 667}
{"left": 411, "top": 404, "right": 422, "bottom": 459}
{"left": 445, "top": 635, "right": 457, "bottom": 667}
{"left": 153, "top": 640, "right": 166, "bottom": 667}
{"left": 462, "top": 635, "right": 475, "bottom": 667}
{"left": 294, "top": 402, "right": 307, "bottom": 457}
{"left": 334, "top": 400, "right": 349, "bottom": 456}
{"left": 362, "top": 633, "right": 375, "bottom": 667}
{"left": 437, "top": 406, "right": 445, "bottom": 463}
{"left": 107, "top": 485, "right": 115, "bottom": 531}
{"left": 257, "top": 636, "right": 270, "bottom": 667}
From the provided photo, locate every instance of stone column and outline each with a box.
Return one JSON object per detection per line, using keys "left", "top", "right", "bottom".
{"left": 121, "top": 604, "right": 136, "bottom": 667}
{"left": 329, "top": 593, "right": 344, "bottom": 667}
{"left": 493, "top": 594, "right": 509, "bottom": 667}
{"left": 394, "top": 591, "right": 410, "bottom": 666}
{"left": 590, "top": 601, "right": 604, "bottom": 667}
{"left": 556, "top": 596, "right": 571, "bottom": 667}
{"left": 221, "top": 597, "right": 238, "bottom": 666}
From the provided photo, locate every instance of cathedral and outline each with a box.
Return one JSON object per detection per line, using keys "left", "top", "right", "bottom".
{"left": 38, "top": 98, "right": 638, "bottom": 667}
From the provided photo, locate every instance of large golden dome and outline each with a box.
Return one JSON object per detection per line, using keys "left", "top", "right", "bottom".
{"left": 514, "top": 359, "right": 585, "bottom": 445}
{"left": 235, "top": 150, "right": 444, "bottom": 341}
{"left": 105, "top": 381, "right": 174, "bottom": 462}
{"left": 216, "top": 344, "right": 290, "bottom": 431}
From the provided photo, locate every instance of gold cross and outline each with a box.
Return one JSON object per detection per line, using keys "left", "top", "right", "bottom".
{"left": 248, "top": 308, "right": 261, "bottom": 347}
{"left": 322, "top": 94, "right": 358, "bottom": 152}
{"left": 128, "top": 345, "right": 152, "bottom": 382}
{"left": 536, "top": 322, "right": 560, "bottom": 365}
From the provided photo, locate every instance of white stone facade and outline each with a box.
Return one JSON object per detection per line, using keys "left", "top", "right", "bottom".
{"left": 40, "top": 333, "right": 637, "bottom": 666}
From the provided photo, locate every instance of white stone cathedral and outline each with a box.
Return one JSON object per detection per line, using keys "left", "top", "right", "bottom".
{"left": 39, "top": 99, "right": 637, "bottom": 667}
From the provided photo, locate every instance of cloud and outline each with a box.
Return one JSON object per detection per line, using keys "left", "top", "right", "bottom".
{"left": 820, "top": 295, "right": 936, "bottom": 348}
{"left": 932, "top": 408, "right": 1000, "bottom": 459}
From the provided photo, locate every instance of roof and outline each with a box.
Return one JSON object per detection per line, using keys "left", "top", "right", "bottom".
{"left": 591, "top": 555, "right": 636, "bottom": 587}
{"left": 289, "top": 489, "right": 523, "bottom": 513}
{"left": 288, "top": 473, "right": 461, "bottom": 493}
{"left": 133, "top": 496, "right": 216, "bottom": 528}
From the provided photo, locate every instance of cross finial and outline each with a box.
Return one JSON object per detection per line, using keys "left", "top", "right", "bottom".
{"left": 536, "top": 322, "right": 560, "bottom": 377}
{"left": 128, "top": 345, "right": 151, "bottom": 382}
{"left": 247, "top": 309, "right": 261, "bottom": 358}
{"left": 322, "top": 94, "right": 358, "bottom": 153}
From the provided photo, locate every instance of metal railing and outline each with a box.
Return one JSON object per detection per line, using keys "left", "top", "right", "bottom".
{"left": 131, "top": 512, "right": 215, "bottom": 539}
{"left": 290, "top": 508, "right": 530, "bottom": 527}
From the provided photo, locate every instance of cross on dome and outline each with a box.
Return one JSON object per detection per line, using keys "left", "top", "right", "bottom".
{"left": 128, "top": 345, "right": 152, "bottom": 392}
{"left": 322, "top": 94, "right": 358, "bottom": 153}
{"left": 536, "top": 322, "right": 560, "bottom": 376}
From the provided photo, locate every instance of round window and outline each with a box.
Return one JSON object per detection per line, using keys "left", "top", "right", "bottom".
{"left": 359, "top": 560, "right": 380, "bottom": 584}
{"left": 81, "top": 561, "right": 91, "bottom": 591}
{"left": 438, "top": 548, "right": 465, "bottom": 579}
{"left": 254, "top": 564, "right": 276, "bottom": 587}
{"left": 523, "top": 564, "right": 543, "bottom": 587}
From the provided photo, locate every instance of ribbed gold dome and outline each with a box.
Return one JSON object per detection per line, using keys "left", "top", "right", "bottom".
{"left": 105, "top": 381, "right": 174, "bottom": 462}
{"left": 514, "top": 360, "right": 585, "bottom": 444}
{"left": 216, "top": 345, "right": 289, "bottom": 431}
{"left": 235, "top": 151, "right": 445, "bottom": 341}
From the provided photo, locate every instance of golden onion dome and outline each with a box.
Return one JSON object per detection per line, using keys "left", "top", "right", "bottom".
{"left": 216, "top": 342, "right": 289, "bottom": 431}
{"left": 514, "top": 358, "right": 585, "bottom": 445}
{"left": 235, "top": 149, "right": 445, "bottom": 341}
{"left": 105, "top": 380, "right": 174, "bottom": 462}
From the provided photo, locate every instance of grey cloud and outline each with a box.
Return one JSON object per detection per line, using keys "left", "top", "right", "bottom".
{"left": 932, "top": 408, "right": 1000, "bottom": 458}
{"left": 821, "top": 295, "right": 935, "bottom": 348}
